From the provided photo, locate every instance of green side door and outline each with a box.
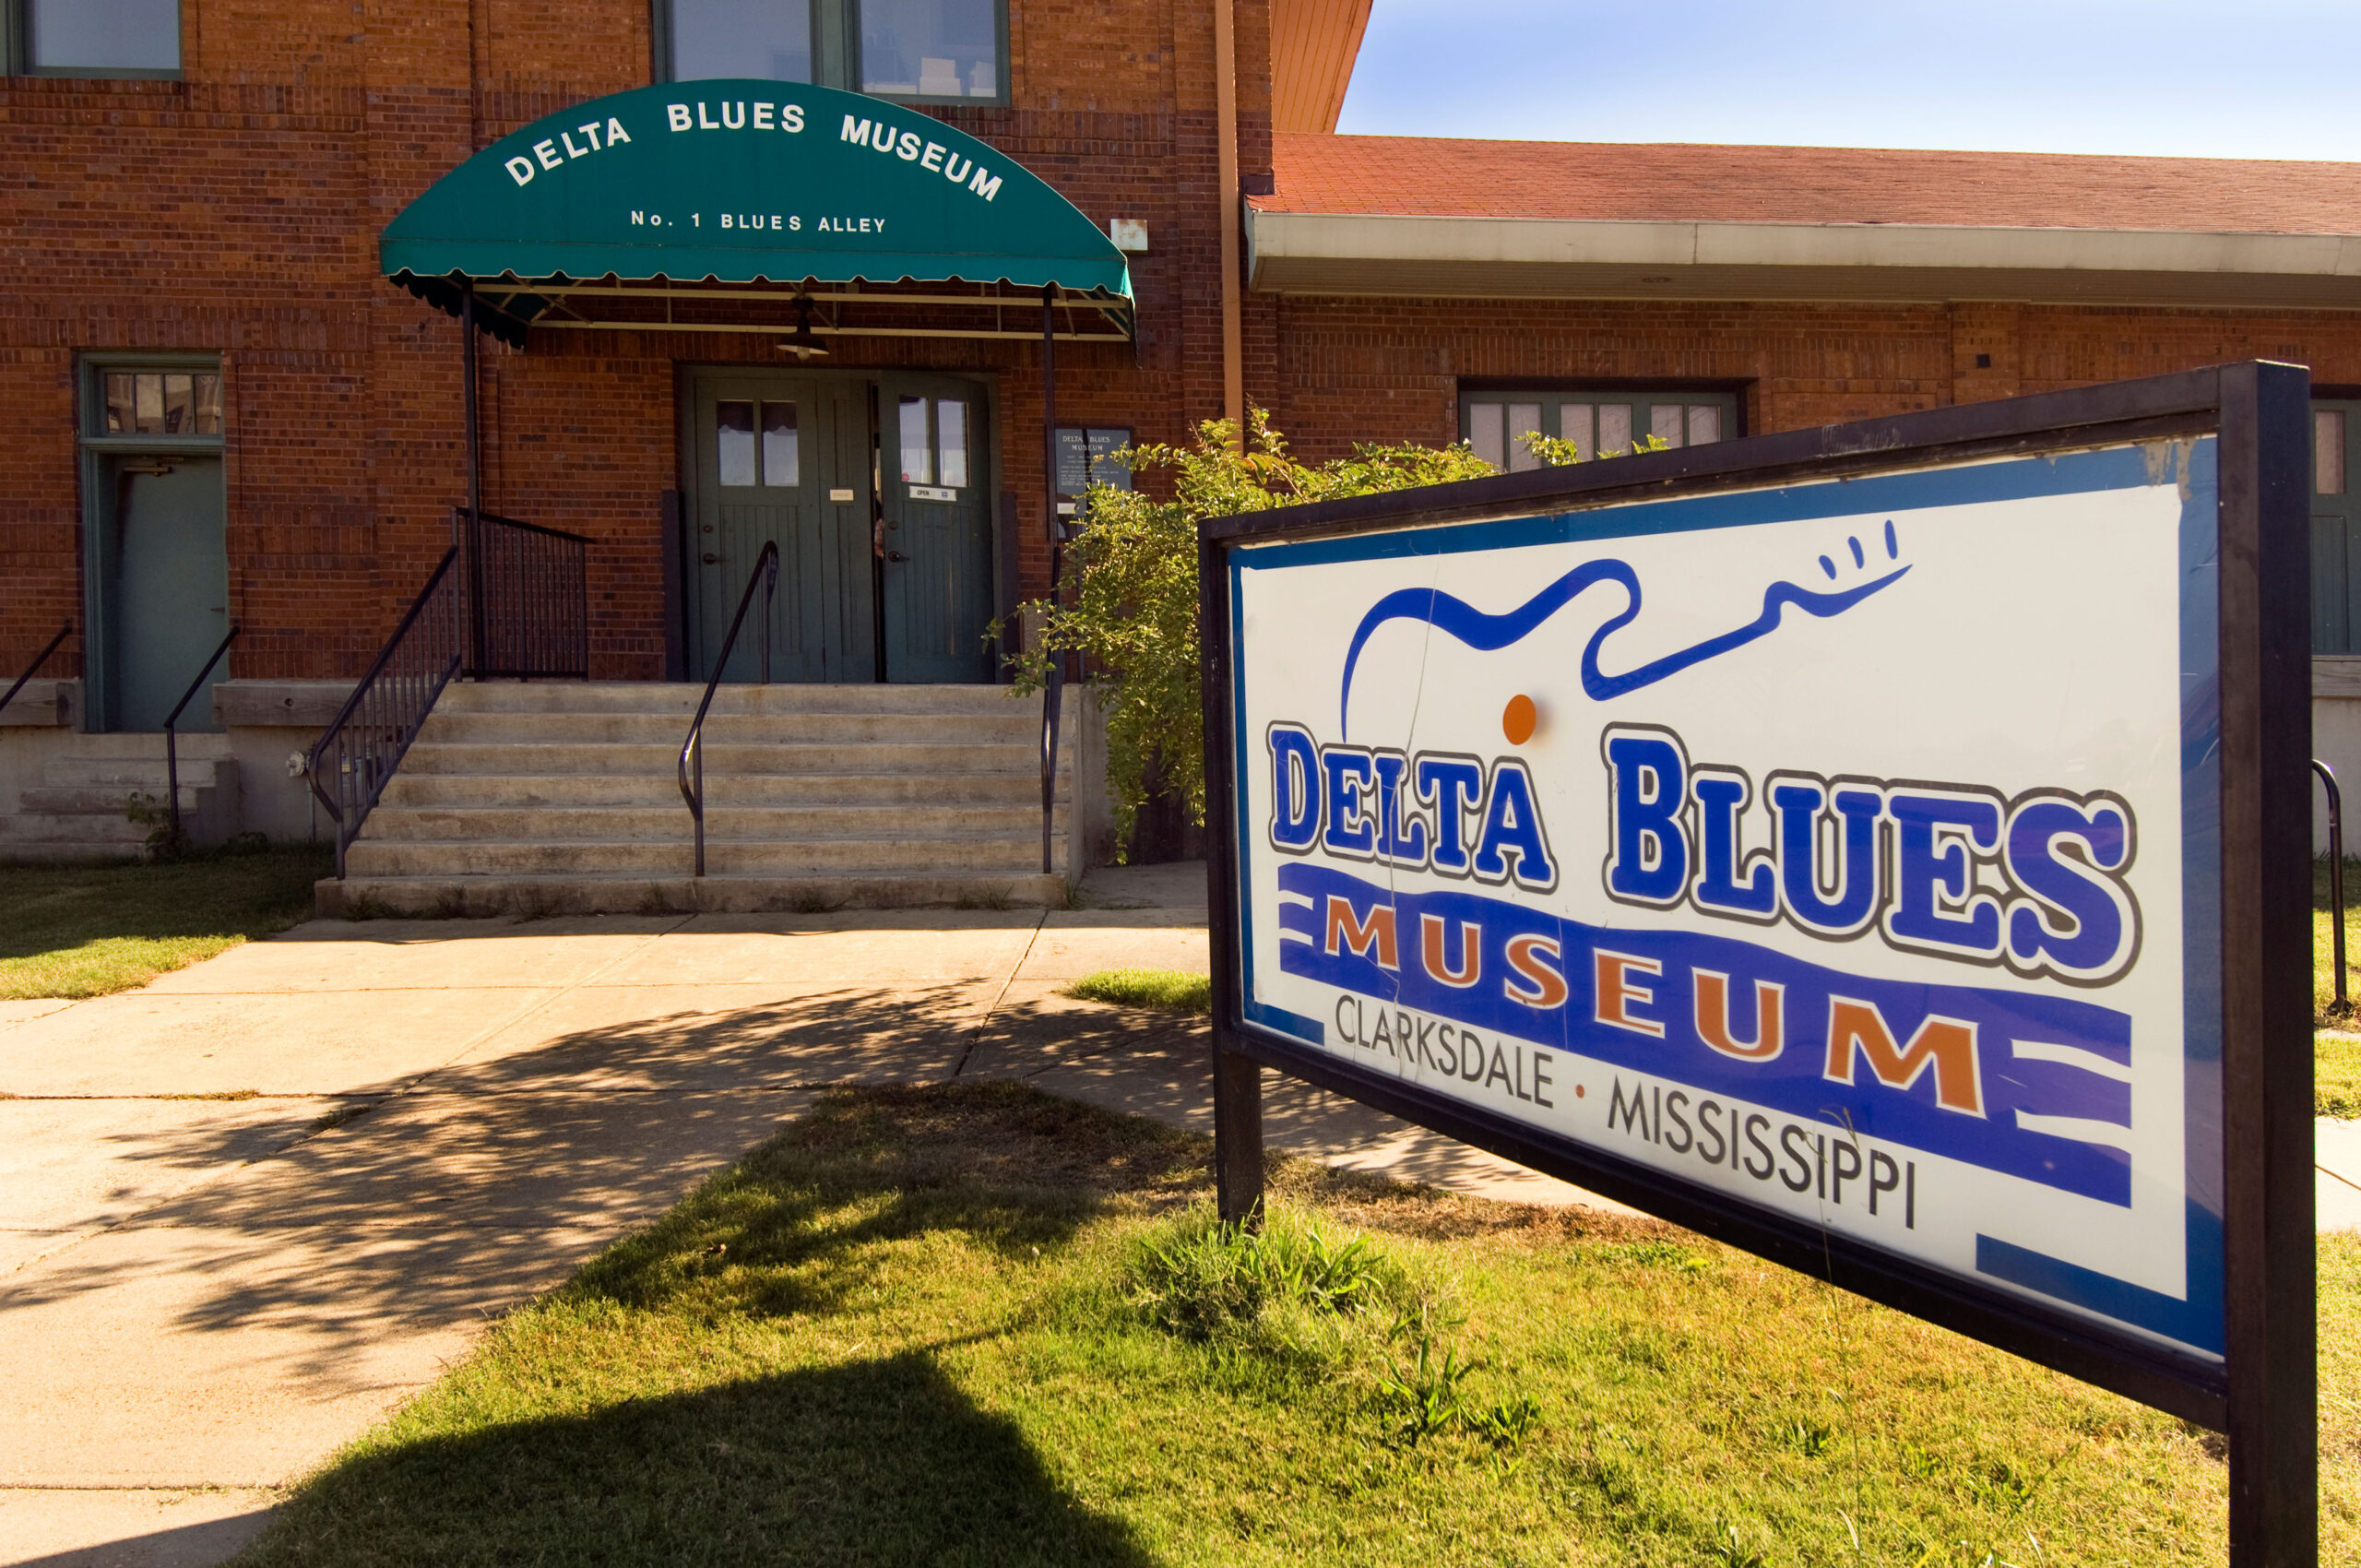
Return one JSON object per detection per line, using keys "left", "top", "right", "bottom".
{"left": 100, "top": 456, "right": 230, "bottom": 731}
{"left": 878, "top": 375, "right": 994, "bottom": 683}
{"left": 687, "top": 373, "right": 874, "bottom": 683}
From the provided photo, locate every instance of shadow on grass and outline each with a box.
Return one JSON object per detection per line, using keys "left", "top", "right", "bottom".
{"left": 222, "top": 1083, "right": 1192, "bottom": 1566}
{"left": 239, "top": 1350, "right": 1160, "bottom": 1567}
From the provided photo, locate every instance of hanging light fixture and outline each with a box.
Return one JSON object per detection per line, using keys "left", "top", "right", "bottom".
{"left": 780, "top": 296, "right": 830, "bottom": 360}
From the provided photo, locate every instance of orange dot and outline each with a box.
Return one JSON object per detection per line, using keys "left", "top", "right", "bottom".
{"left": 1574, "top": 1084, "right": 1586, "bottom": 1099}
{"left": 1502, "top": 694, "right": 1538, "bottom": 746}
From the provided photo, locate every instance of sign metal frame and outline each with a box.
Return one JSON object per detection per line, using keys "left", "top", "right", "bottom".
{"left": 1198, "top": 363, "right": 2316, "bottom": 1562}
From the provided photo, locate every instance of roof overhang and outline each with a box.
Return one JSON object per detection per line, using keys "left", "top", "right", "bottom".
{"left": 1246, "top": 208, "right": 2361, "bottom": 309}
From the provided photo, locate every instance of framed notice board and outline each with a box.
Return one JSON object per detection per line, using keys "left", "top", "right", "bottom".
{"left": 1199, "top": 364, "right": 2317, "bottom": 1562}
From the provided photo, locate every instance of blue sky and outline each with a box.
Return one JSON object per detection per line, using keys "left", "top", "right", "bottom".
{"left": 1338, "top": 2, "right": 2361, "bottom": 160}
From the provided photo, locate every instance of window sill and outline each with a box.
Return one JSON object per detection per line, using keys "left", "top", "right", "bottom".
{"left": 18, "top": 66, "right": 184, "bottom": 80}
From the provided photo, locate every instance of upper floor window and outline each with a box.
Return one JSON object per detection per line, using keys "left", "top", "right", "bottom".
{"left": 2312, "top": 398, "right": 2360, "bottom": 653}
{"left": 1459, "top": 386, "right": 1740, "bottom": 472}
{"left": 6, "top": 0, "right": 183, "bottom": 77}
{"left": 661, "top": 0, "right": 1005, "bottom": 104}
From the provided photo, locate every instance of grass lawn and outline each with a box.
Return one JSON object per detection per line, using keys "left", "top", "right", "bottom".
{"left": 1065, "top": 968, "right": 1212, "bottom": 1016}
{"left": 2317, "top": 858, "right": 2361, "bottom": 1117}
{"left": 0, "top": 846, "right": 331, "bottom": 1000}
{"left": 231, "top": 1083, "right": 2358, "bottom": 1567}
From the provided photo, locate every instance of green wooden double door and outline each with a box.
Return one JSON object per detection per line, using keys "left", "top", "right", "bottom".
{"left": 686, "top": 371, "right": 995, "bottom": 683}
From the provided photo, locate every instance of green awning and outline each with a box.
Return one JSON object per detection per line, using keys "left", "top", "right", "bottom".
{"left": 383, "top": 81, "right": 1133, "bottom": 346}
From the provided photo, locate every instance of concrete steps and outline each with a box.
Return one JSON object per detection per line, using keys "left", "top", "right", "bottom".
{"left": 0, "top": 735, "right": 241, "bottom": 863}
{"left": 324, "top": 682, "right": 1081, "bottom": 916}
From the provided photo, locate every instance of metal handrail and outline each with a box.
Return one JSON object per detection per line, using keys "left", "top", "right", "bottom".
{"left": 457, "top": 506, "right": 592, "bottom": 680}
{"left": 0, "top": 621, "right": 72, "bottom": 719}
{"left": 678, "top": 541, "right": 778, "bottom": 877}
{"left": 162, "top": 622, "right": 240, "bottom": 846}
{"left": 307, "top": 547, "right": 466, "bottom": 874}
{"left": 2319, "top": 759, "right": 2347, "bottom": 1011}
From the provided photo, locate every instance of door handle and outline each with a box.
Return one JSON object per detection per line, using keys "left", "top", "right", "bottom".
{"left": 702, "top": 552, "right": 719, "bottom": 564}
{"left": 885, "top": 550, "right": 909, "bottom": 564}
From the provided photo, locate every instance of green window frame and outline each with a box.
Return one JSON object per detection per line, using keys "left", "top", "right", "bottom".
{"left": 1458, "top": 386, "right": 1743, "bottom": 472}
{"left": 653, "top": 0, "right": 1009, "bottom": 107}
{"left": 2312, "top": 398, "right": 2361, "bottom": 654}
{"left": 3, "top": 0, "right": 184, "bottom": 79}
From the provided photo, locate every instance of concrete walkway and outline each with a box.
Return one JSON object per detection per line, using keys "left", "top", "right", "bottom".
{"left": 0, "top": 863, "right": 1593, "bottom": 1567}
{"left": 3, "top": 859, "right": 2355, "bottom": 1566}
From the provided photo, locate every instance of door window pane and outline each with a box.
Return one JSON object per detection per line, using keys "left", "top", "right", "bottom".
{"left": 937, "top": 400, "right": 969, "bottom": 489}
{"left": 29, "top": 0, "right": 180, "bottom": 71}
{"left": 670, "top": 0, "right": 813, "bottom": 83}
{"left": 1649, "top": 404, "right": 1685, "bottom": 448}
{"left": 898, "top": 395, "right": 932, "bottom": 485}
{"left": 1506, "top": 402, "right": 1542, "bottom": 472}
{"left": 1598, "top": 405, "right": 1633, "bottom": 456}
{"left": 1560, "top": 404, "right": 1595, "bottom": 462}
{"left": 860, "top": 0, "right": 1001, "bottom": 98}
{"left": 760, "top": 402, "right": 800, "bottom": 487}
{"left": 102, "top": 371, "right": 223, "bottom": 435}
{"left": 1688, "top": 405, "right": 1723, "bottom": 446}
{"left": 717, "top": 401, "right": 756, "bottom": 487}
{"left": 2319, "top": 409, "right": 2346, "bottom": 495}
{"left": 1467, "top": 403, "right": 1505, "bottom": 469}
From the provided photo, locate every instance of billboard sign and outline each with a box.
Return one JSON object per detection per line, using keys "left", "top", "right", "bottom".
{"left": 1201, "top": 367, "right": 2314, "bottom": 1550}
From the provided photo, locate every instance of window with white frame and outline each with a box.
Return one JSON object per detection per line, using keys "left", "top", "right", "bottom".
{"left": 1459, "top": 387, "right": 1741, "bottom": 472}
{"left": 660, "top": 0, "right": 1006, "bottom": 104}
{"left": 6, "top": 0, "right": 182, "bottom": 77}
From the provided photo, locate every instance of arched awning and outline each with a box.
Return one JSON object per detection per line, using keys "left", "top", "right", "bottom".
{"left": 382, "top": 81, "right": 1133, "bottom": 347}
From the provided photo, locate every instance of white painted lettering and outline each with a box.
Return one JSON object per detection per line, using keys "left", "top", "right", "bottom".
{"left": 943, "top": 152, "right": 972, "bottom": 184}
{"left": 667, "top": 103, "right": 692, "bottom": 132}
{"left": 896, "top": 129, "right": 922, "bottom": 160}
{"left": 697, "top": 101, "right": 720, "bottom": 130}
{"left": 533, "top": 138, "right": 562, "bottom": 171}
{"left": 782, "top": 103, "right": 804, "bottom": 132}
{"left": 841, "top": 114, "right": 872, "bottom": 147}
{"left": 577, "top": 122, "right": 603, "bottom": 150}
{"left": 753, "top": 101, "right": 775, "bottom": 130}
{"left": 721, "top": 101, "right": 745, "bottom": 129}
{"left": 920, "top": 140, "right": 945, "bottom": 171}
{"left": 789, "top": 215, "right": 801, "bottom": 231}
{"left": 606, "top": 117, "right": 632, "bottom": 144}
{"left": 967, "top": 166, "right": 1002, "bottom": 200}
{"left": 630, "top": 210, "right": 645, "bottom": 224}
{"left": 505, "top": 156, "right": 535, "bottom": 186}
{"left": 560, "top": 130, "right": 587, "bottom": 159}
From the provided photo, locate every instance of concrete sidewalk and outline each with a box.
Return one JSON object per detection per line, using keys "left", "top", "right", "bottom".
{"left": 0, "top": 864, "right": 1595, "bottom": 1566}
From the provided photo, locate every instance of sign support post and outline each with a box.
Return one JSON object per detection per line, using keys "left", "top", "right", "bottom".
{"left": 2218, "top": 362, "right": 2318, "bottom": 1564}
{"left": 1201, "top": 364, "right": 2317, "bottom": 1562}
{"left": 1202, "top": 531, "right": 1267, "bottom": 1225}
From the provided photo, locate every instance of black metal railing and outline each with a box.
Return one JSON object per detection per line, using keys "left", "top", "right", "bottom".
{"left": 1039, "top": 659, "right": 1063, "bottom": 875}
{"left": 2319, "top": 759, "right": 2347, "bottom": 1012}
{"left": 0, "top": 621, "right": 72, "bottom": 720}
{"left": 679, "top": 541, "right": 778, "bottom": 877}
{"left": 163, "top": 622, "right": 240, "bottom": 845}
{"left": 307, "top": 550, "right": 466, "bottom": 875}
{"left": 458, "top": 506, "right": 591, "bottom": 680}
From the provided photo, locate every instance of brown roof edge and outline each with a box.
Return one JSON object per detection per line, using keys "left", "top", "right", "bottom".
{"left": 1263, "top": 131, "right": 2361, "bottom": 237}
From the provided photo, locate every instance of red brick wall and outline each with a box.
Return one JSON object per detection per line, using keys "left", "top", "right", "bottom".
{"left": 6, "top": 1, "right": 2358, "bottom": 685}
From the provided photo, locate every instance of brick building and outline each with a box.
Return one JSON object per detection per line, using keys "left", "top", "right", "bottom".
{"left": 4, "top": 0, "right": 2358, "bottom": 899}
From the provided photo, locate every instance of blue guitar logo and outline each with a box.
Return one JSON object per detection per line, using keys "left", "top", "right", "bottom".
{"left": 1339, "top": 520, "right": 1908, "bottom": 736}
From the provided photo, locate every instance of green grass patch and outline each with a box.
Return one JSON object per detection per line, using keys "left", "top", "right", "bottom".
{"left": 1065, "top": 968, "right": 1211, "bottom": 1016}
{"left": 231, "top": 1082, "right": 2359, "bottom": 1567}
{"left": 0, "top": 845, "right": 331, "bottom": 1000}
{"left": 2313, "top": 858, "right": 2361, "bottom": 1116}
